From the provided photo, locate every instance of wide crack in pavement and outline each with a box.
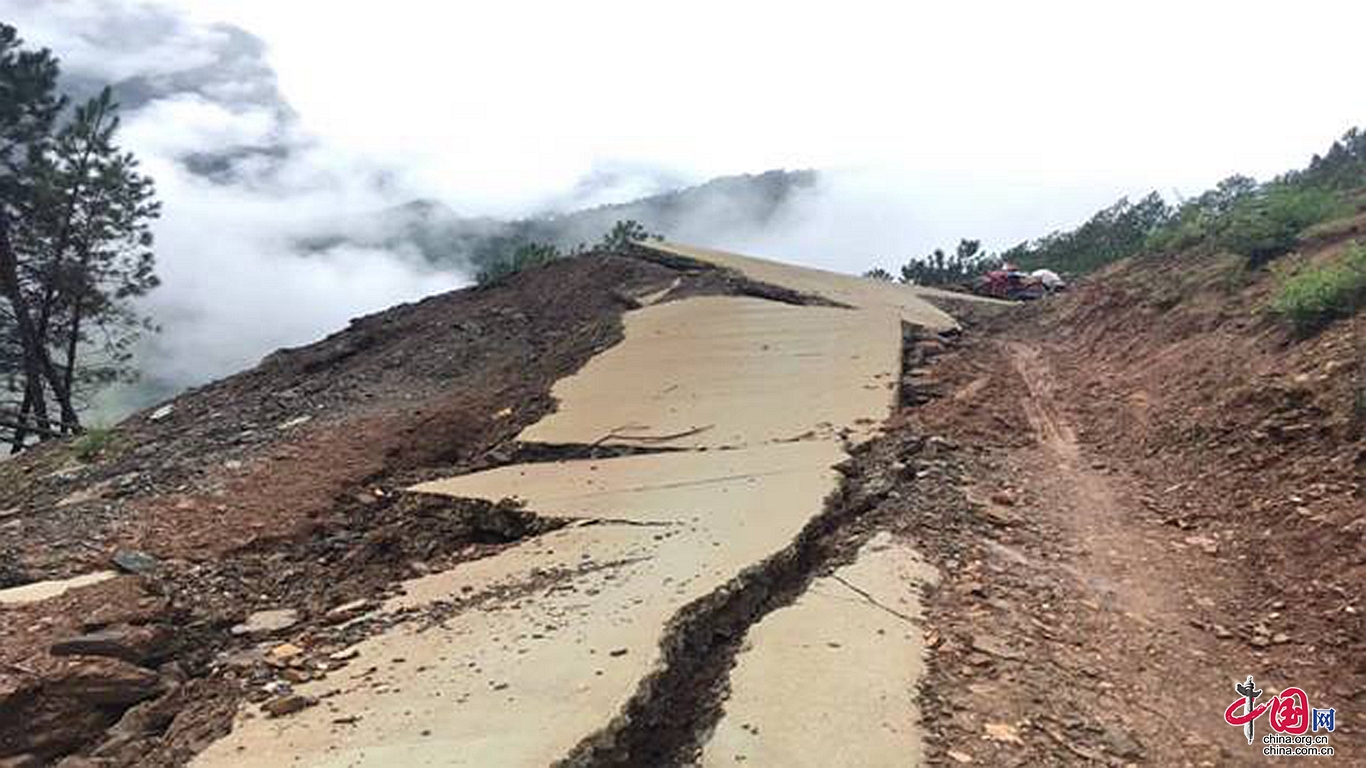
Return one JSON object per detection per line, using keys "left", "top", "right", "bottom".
{"left": 191, "top": 242, "right": 953, "bottom": 767}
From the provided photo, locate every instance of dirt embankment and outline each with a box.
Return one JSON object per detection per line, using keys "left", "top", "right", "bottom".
{"left": 902, "top": 241, "right": 1362, "bottom": 765}
{"left": 1032, "top": 246, "right": 1363, "bottom": 692}
{"left": 0, "top": 250, "right": 784, "bottom": 767}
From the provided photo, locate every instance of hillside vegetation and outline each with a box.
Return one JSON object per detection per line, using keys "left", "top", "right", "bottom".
{"left": 1268, "top": 242, "right": 1366, "bottom": 335}
{"left": 888, "top": 128, "right": 1366, "bottom": 301}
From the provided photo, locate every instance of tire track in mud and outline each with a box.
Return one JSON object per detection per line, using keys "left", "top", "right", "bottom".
{"left": 997, "top": 339, "right": 1260, "bottom": 763}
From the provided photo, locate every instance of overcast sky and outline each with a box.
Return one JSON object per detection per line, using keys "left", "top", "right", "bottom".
{"left": 3, "top": 0, "right": 1364, "bottom": 406}
{"left": 175, "top": 0, "right": 1363, "bottom": 212}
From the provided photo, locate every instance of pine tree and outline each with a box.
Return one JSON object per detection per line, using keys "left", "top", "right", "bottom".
{"left": 598, "top": 220, "right": 657, "bottom": 251}
{"left": 0, "top": 25, "right": 160, "bottom": 451}
{"left": 0, "top": 23, "right": 69, "bottom": 445}
{"left": 41, "top": 88, "right": 161, "bottom": 415}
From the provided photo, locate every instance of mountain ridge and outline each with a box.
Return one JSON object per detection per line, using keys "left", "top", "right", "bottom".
{"left": 296, "top": 169, "right": 819, "bottom": 273}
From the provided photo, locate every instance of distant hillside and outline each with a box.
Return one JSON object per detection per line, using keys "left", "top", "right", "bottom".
{"left": 297, "top": 169, "right": 819, "bottom": 274}
{"left": 1000, "top": 127, "right": 1366, "bottom": 275}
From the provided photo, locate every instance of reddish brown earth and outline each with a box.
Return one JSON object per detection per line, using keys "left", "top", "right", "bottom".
{"left": 905, "top": 243, "right": 1362, "bottom": 765}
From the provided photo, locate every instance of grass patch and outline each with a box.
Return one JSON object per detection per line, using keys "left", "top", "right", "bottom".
{"left": 1268, "top": 243, "right": 1366, "bottom": 334}
{"left": 72, "top": 427, "right": 118, "bottom": 462}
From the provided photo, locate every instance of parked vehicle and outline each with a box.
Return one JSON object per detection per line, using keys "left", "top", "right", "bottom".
{"left": 972, "top": 265, "right": 1066, "bottom": 300}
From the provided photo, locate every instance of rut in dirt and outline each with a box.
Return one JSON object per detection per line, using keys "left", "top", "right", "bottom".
{"left": 906, "top": 323, "right": 1363, "bottom": 766}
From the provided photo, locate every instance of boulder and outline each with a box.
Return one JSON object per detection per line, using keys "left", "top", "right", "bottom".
{"left": 90, "top": 687, "right": 186, "bottom": 760}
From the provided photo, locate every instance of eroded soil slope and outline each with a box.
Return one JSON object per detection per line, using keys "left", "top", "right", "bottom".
{"left": 904, "top": 243, "right": 1362, "bottom": 765}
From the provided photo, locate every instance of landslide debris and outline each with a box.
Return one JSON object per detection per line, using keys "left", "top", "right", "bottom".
{"left": 0, "top": 250, "right": 801, "bottom": 767}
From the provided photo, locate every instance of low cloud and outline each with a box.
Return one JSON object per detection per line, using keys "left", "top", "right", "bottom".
{"left": 4, "top": 0, "right": 468, "bottom": 413}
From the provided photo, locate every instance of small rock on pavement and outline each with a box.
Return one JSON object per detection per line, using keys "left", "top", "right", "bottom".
{"left": 231, "top": 608, "right": 300, "bottom": 637}
{"left": 978, "top": 506, "right": 1018, "bottom": 527}
{"left": 262, "top": 694, "right": 317, "bottom": 718}
{"left": 608, "top": 648, "right": 629, "bottom": 657}
{"left": 324, "top": 598, "right": 377, "bottom": 624}
{"left": 111, "top": 549, "right": 161, "bottom": 575}
{"left": 329, "top": 648, "right": 359, "bottom": 662}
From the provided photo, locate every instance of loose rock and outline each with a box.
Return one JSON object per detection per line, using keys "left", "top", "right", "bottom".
{"left": 111, "top": 550, "right": 160, "bottom": 575}
{"left": 262, "top": 694, "right": 318, "bottom": 718}
{"left": 47, "top": 657, "right": 162, "bottom": 707}
{"left": 231, "top": 609, "right": 300, "bottom": 637}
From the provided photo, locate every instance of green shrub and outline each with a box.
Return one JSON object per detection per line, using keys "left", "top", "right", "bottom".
{"left": 1300, "top": 210, "right": 1366, "bottom": 242}
{"left": 1145, "top": 216, "right": 1211, "bottom": 254}
{"left": 1217, "top": 186, "right": 1346, "bottom": 264}
{"left": 1269, "top": 244, "right": 1366, "bottom": 334}
{"left": 73, "top": 427, "right": 118, "bottom": 462}
{"left": 597, "top": 219, "right": 658, "bottom": 251}
{"left": 473, "top": 219, "right": 662, "bottom": 286}
{"left": 475, "top": 242, "right": 562, "bottom": 285}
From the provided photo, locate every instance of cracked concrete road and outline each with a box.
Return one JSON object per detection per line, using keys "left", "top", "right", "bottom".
{"left": 192, "top": 243, "right": 949, "bottom": 767}
{"left": 519, "top": 294, "right": 901, "bottom": 448}
{"left": 701, "top": 533, "right": 937, "bottom": 767}
{"left": 640, "top": 240, "right": 1004, "bottom": 330}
